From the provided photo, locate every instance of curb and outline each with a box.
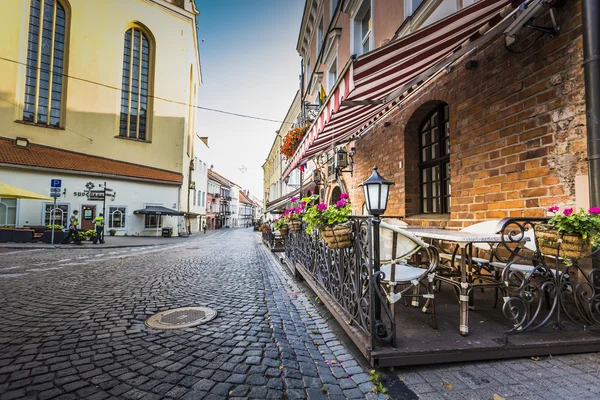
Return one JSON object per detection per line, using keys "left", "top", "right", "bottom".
{"left": 0, "top": 242, "right": 179, "bottom": 250}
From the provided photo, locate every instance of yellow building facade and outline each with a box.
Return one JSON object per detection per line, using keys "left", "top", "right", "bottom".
{"left": 0, "top": 0, "right": 202, "bottom": 236}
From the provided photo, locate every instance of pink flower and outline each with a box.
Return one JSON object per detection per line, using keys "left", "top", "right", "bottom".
{"left": 311, "top": 190, "right": 315, "bottom": 194}
{"left": 336, "top": 199, "right": 347, "bottom": 208}
{"left": 563, "top": 207, "right": 574, "bottom": 216}
{"left": 589, "top": 207, "right": 600, "bottom": 214}
{"left": 317, "top": 203, "right": 327, "bottom": 211}
{"left": 548, "top": 205, "right": 559, "bottom": 213}
{"left": 300, "top": 201, "right": 307, "bottom": 207}
{"left": 295, "top": 206, "right": 303, "bottom": 214}
{"left": 291, "top": 196, "right": 298, "bottom": 203}
{"left": 340, "top": 193, "right": 349, "bottom": 200}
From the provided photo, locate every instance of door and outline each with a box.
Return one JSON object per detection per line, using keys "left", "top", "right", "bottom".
{"left": 81, "top": 205, "right": 96, "bottom": 230}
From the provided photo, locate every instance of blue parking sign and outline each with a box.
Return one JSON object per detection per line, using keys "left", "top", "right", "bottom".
{"left": 51, "top": 179, "right": 62, "bottom": 188}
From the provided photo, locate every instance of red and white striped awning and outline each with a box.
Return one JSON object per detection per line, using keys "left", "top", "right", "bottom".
{"left": 283, "top": 0, "right": 525, "bottom": 179}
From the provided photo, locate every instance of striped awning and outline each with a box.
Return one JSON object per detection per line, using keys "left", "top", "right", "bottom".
{"left": 283, "top": 0, "right": 525, "bottom": 179}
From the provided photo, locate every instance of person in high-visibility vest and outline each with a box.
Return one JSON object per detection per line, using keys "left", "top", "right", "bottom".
{"left": 93, "top": 213, "right": 105, "bottom": 244}
{"left": 62, "top": 210, "right": 82, "bottom": 245}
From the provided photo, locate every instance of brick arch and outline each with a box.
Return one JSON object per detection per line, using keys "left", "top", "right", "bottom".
{"left": 402, "top": 94, "right": 451, "bottom": 217}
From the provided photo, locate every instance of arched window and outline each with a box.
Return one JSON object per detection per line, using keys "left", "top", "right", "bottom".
{"left": 119, "top": 26, "right": 152, "bottom": 140}
{"left": 329, "top": 186, "right": 342, "bottom": 206}
{"left": 419, "top": 104, "right": 450, "bottom": 213}
{"left": 23, "top": 0, "right": 68, "bottom": 127}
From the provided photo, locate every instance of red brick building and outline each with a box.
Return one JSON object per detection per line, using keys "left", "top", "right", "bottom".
{"left": 284, "top": 0, "right": 589, "bottom": 229}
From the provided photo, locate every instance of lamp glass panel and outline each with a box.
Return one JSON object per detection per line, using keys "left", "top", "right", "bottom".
{"left": 380, "top": 184, "right": 389, "bottom": 211}
{"left": 367, "top": 184, "right": 380, "bottom": 213}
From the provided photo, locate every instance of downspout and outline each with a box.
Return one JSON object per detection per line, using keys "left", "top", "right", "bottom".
{"left": 582, "top": 0, "right": 600, "bottom": 206}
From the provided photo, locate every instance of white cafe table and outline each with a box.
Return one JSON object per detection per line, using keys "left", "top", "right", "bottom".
{"left": 405, "top": 227, "right": 507, "bottom": 336}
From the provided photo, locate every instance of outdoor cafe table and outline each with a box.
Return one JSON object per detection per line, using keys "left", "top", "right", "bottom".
{"left": 405, "top": 227, "right": 508, "bottom": 336}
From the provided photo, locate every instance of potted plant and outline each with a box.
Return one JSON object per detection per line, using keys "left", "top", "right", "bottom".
{"left": 537, "top": 206, "right": 600, "bottom": 260}
{"left": 273, "top": 217, "right": 289, "bottom": 236}
{"left": 109, "top": 229, "right": 117, "bottom": 236}
{"left": 302, "top": 193, "right": 353, "bottom": 249}
{"left": 280, "top": 125, "right": 309, "bottom": 160}
{"left": 42, "top": 226, "right": 66, "bottom": 243}
{"left": 284, "top": 196, "right": 304, "bottom": 231}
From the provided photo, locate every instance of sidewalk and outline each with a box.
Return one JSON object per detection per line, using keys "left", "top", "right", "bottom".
{"left": 0, "top": 234, "right": 200, "bottom": 250}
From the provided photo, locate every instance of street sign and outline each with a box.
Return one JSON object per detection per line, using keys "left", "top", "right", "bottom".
{"left": 88, "top": 190, "right": 105, "bottom": 201}
{"left": 50, "top": 187, "right": 61, "bottom": 193}
{"left": 51, "top": 179, "right": 62, "bottom": 188}
{"left": 50, "top": 193, "right": 61, "bottom": 198}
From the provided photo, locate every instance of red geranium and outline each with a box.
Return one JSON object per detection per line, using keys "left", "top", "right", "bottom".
{"left": 280, "top": 125, "right": 309, "bottom": 159}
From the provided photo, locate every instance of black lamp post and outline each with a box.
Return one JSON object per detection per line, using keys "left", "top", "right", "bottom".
{"left": 359, "top": 165, "right": 394, "bottom": 339}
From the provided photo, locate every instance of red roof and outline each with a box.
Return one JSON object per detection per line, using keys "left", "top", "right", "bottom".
{"left": 239, "top": 191, "right": 254, "bottom": 205}
{"left": 0, "top": 137, "right": 182, "bottom": 184}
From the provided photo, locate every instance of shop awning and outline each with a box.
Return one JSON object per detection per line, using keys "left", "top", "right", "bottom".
{"left": 133, "top": 206, "right": 185, "bottom": 216}
{"left": 283, "top": 0, "right": 524, "bottom": 178}
{"left": 265, "top": 189, "right": 301, "bottom": 214}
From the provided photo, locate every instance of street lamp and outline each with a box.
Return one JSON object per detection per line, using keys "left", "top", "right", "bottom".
{"left": 359, "top": 165, "right": 394, "bottom": 340}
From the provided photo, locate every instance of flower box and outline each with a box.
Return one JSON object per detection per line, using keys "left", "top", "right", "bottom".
{"left": 536, "top": 224, "right": 593, "bottom": 259}
{"left": 320, "top": 221, "right": 353, "bottom": 249}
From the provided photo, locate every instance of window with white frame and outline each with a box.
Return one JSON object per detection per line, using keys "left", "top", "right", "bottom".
{"left": 330, "top": 0, "right": 339, "bottom": 18}
{"left": 108, "top": 206, "right": 127, "bottom": 229}
{"left": 193, "top": 189, "right": 197, "bottom": 206}
{"left": 43, "top": 203, "right": 69, "bottom": 227}
{"left": 316, "top": 15, "right": 324, "bottom": 56}
{"left": 0, "top": 198, "right": 17, "bottom": 227}
{"left": 352, "top": 1, "right": 372, "bottom": 56}
{"left": 405, "top": 0, "right": 424, "bottom": 18}
{"left": 197, "top": 191, "right": 201, "bottom": 206}
{"left": 305, "top": 58, "right": 311, "bottom": 89}
{"left": 328, "top": 57, "right": 337, "bottom": 92}
{"left": 202, "top": 192, "right": 205, "bottom": 207}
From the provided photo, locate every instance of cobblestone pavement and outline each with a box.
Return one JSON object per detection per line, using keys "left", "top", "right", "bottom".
{"left": 0, "top": 228, "right": 384, "bottom": 400}
{"left": 2, "top": 229, "right": 600, "bottom": 400}
{"left": 389, "top": 353, "right": 600, "bottom": 400}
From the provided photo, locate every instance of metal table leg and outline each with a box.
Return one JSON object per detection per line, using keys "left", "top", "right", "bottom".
{"left": 459, "top": 243, "right": 470, "bottom": 336}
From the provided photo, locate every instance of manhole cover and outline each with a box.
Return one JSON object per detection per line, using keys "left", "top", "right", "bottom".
{"left": 146, "top": 307, "right": 217, "bottom": 330}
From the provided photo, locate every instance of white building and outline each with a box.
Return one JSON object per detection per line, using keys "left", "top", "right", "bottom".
{"left": 187, "top": 135, "right": 210, "bottom": 233}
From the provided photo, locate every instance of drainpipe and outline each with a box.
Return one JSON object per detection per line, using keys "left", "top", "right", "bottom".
{"left": 582, "top": 0, "right": 600, "bottom": 206}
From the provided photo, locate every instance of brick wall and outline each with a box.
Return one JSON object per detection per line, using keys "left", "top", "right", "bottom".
{"left": 340, "top": 0, "right": 586, "bottom": 228}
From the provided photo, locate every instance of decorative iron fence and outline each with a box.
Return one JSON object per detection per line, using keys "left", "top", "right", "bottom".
{"left": 498, "top": 218, "right": 600, "bottom": 340}
{"left": 284, "top": 218, "right": 396, "bottom": 350}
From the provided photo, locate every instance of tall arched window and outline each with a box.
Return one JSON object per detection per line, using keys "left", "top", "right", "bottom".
{"left": 23, "top": 0, "right": 67, "bottom": 127}
{"left": 419, "top": 104, "right": 450, "bottom": 214}
{"left": 119, "top": 27, "right": 151, "bottom": 140}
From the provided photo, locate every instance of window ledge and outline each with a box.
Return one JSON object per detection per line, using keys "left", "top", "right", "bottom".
{"left": 114, "top": 135, "right": 151, "bottom": 143}
{"left": 15, "top": 120, "right": 64, "bottom": 130}
{"left": 404, "top": 214, "right": 450, "bottom": 228}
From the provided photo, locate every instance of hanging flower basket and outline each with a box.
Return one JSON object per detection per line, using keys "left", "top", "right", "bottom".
{"left": 536, "top": 224, "right": 593, "bottom": 260}
{"left": 278, "top": 225, "right": 289, "bottom": 236}
{"left": 280, "top": 125, "right": 309, "bottom": 160}
{"left": 319, "top": 221, "right": 353, "bottom": 249}
{"left": 288, "top": 220, "right": 302, "bottom": 231}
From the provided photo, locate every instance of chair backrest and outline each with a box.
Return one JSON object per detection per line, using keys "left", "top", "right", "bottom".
{"left": 379, "top": 218, "right": 409, "bottom": 261}
{"left": 380, "top": 221, "right": 428, "bottom": 262}
{"left": 461, "top": 220, "right": 501, "bottom": 251}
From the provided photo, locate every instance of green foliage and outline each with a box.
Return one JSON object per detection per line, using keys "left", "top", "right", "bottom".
{"left": 369, "top": 369, "right": 387, "bottom": 394}
{"left": 301, "top": 194, "right": 351, "bottom": 234}
{"left": 273, "top": 218, "right": 287, "bottom": 229}
{"left": 548, "top": 207, "right": 600, "bottom": 246}
{"left": 77, "top": 229, "right": 97, "bottom": 240}
{"left": 108, "top": 229, "right": 116, "bottom": 236}
{"left": 46, "top": 224, "right": 63, "bottom": 230}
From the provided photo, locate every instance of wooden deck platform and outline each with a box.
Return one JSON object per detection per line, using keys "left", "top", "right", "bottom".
{"left": 371, "top": 284, "right": 600, "bottom": 367}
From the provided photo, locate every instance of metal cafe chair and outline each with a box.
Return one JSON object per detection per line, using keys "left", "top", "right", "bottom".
{"left": 378, "top": 222, "right": 440, "bottom": 329}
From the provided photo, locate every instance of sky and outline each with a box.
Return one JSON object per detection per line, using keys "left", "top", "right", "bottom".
{"left": 194, "top": 0, "right": 304, "bottom": 201}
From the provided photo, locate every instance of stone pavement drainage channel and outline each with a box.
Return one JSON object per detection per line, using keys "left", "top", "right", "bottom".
{"left": 145, "top": 306, "right": 217, "bottom": 329}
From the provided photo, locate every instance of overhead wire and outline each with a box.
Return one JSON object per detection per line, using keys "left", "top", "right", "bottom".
{"left": 0, "top": 56, "right": 302, "bottom": 125}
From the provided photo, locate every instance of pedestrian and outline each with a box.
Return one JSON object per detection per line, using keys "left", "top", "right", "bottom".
{"left": 62, "top": 210, "right": 82, "bottom": 245}
{"left": 93, "top": 213, "right": 104, "bottom": 244}
{"left": 203, "top": 223, "right": 207, "bottom": 234}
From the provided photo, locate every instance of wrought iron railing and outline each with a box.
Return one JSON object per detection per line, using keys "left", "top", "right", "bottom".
{"left": 284, "top": 218, "right": 396, "bottom": 350}
{"left": 497, "top": 218, "right": 600, "bottom": 340}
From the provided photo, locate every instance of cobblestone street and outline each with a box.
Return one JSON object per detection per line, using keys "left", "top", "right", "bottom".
{"left": 1, "top": 229, "right": 600, "bottom": 400}
{"left": 0, "top": 229, "right": 383, "bottom": 400}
